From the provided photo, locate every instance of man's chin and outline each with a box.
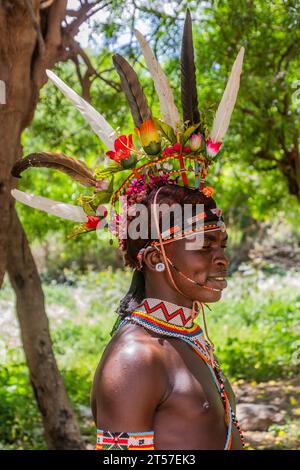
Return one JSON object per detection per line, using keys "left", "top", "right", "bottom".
{"left": 203, "top": 290, "right": 223, "bottom": 303}
{"left": 187, "top": 287, "right": 223, "bottom": 304}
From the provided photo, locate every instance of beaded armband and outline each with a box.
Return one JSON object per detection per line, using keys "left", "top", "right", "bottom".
{"left": 96, "top": 428, "right": 155, "bottom": 450}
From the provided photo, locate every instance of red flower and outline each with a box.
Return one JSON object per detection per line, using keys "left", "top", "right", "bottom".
{"left": 163, "top": 143, "right": 193, "bottom": 156}
{"left": 106, "top": 134, "right": 133, "bottom": 164}
{"left": 163, "top": 142, "right": 181, "bottom": 155}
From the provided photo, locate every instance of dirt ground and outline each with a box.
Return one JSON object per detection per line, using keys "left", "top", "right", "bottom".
{"left": 232, "top": 376, "right": 300, "bottom": 450}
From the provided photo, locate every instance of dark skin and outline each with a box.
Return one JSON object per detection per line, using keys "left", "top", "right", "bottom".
{"left": 91, "top": 230, "right": 244, "bottom": 449}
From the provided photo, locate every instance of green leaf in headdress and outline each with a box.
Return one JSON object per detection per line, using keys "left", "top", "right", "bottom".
{"left": 180, "top": 122, "right": 201, "bottom": 146}
{"left": 78, "top": 177, "right": 114, "bottom": 214}
{"left": 94, "top": 164, "right": 122, "bottom": 179}
{"left": 92, "top": 189, "right": 112, "bottom": 207}
{"left": 67, "top": 224, "right": 91, "bottom": 240}
{"left": 78, "top": 195, "right": 97, "bottom": 215}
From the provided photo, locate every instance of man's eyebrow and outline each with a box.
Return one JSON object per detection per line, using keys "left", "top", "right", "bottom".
{"left": 204, "top": 232, "right": 228, "bottom": 241}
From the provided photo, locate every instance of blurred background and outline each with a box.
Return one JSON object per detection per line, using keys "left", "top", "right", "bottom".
{"left": 0, "top": 0, "right": 299, "bottom": 450}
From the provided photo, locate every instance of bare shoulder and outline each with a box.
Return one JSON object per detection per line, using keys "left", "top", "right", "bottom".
{"left": 91, "top": 321, "right": 171, "bottom": 428}
{"left": 96, "top": 321, "right": 168, "bottom": 372}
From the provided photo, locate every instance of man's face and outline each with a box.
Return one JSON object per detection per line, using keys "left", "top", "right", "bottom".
{"left": 164, "top": 230, "right": 229, "bottom": 303}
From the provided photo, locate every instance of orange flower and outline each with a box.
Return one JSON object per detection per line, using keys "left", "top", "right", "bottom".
{"left": 134, "top": 118, "right": 161, "bottom": 155}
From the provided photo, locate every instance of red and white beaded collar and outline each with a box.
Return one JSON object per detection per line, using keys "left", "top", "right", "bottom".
{"left": 136, "top": 297, "right": 196, "bottom": 328}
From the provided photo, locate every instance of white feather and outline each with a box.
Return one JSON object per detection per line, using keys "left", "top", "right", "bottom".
{"left": 11, "top": 189, "right": 88, "bottom": 223}
{"left": 210, "top": 47, "right": 245, "bottom": 143}
{"left": 46, "top": 69, "right": 116, "bottom": 150}
{"left": 134, "top": 29, "right": 181, "bottom": 131}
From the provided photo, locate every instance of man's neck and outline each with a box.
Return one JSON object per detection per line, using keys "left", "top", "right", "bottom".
{"left": 136, "top": 297, "right": 196, "bottom": 328}
{"left": 144, "top": 287, "right": 194, "bottom": 309}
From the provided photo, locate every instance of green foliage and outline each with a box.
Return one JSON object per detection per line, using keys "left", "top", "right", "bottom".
{"left": 209, "top": 274, "right": 300, "bottom": 381}
{"left": 15, "top": 1, "right": 300, "bottom": 253}
{"left": 4, "top": 0, "right": 300, "bottom": 451}
{"left": 0, "top": 362, "right": 45, "bottom": 449}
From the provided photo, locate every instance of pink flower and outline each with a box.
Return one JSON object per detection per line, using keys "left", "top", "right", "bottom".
{"left": 95, "top": 178, "right": 109, "bottom": 193}
{"left": 211, "top": 207, "right": 222, "bottom": 217}
{"left": 206, "top": 138, "right": 222, "bottom": 157}
{"left": 96, "top": 205, "right": 108, "bottom": 217}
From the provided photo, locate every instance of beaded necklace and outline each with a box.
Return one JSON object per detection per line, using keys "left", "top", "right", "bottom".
{"left": 114, "top": 298, "right": 245, "bottom": 450}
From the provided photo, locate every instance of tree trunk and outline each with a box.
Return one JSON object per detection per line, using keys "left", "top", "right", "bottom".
{"left": 7, "top": 206, "right": 85, "bottom": 449}
{"left": 0, "top": 1, "right": 84, "bottom": 449}
{"left": 229, "top": 217, "right": 264, "bottom": 273}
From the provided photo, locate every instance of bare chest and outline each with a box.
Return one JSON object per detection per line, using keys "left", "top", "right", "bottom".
{"left": 153, "top": 337, "right": 242, "bottom": 449}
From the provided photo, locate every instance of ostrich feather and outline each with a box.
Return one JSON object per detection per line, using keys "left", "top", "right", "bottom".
{"left": 112, "top": 53, "right": 152, "bottom": 127}
{"left": 134, "top": 28, "right": 180, "bottom": 131}
{"left": 11, "top": 152, "right": 97, "bottom": 187}
{"left": 11, "top": 189, "right": 88, "bottom": 223}
{"left": 210, "top": 47, "right": 245, "bottom": 143}
{"left": 46, "top": 70, "right": 116, "bottom": 150}
{"left": 180, "top": 9, "right": 200, "bottom": 127}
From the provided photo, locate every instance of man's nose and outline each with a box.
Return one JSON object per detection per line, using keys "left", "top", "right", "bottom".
{"left": 213, "top": 249, "right": 229, "bottom": 268}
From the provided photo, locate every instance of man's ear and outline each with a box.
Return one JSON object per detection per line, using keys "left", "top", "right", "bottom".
{"left": 143, "top": 247, "right": 163, "bottom": 272}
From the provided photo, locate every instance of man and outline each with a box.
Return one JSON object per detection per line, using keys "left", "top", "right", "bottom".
{"left": 91, "top": 184, "right": 245, "bottom": 450}
{"left": 10, "top": 8, "right": 245, "bottom": 451}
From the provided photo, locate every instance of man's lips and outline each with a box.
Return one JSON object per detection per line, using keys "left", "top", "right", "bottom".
{"left": 206, "top": 275, "right": 228, "bottom": 290}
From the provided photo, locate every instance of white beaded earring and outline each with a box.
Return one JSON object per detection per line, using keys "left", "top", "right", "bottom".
{"left": 155, "top": 262, "right": 165, "bottom": 272}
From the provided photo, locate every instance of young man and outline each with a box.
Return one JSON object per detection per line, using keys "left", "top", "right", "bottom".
{"left": 10, "top": 9, "right": 245, "bottom": 451}
{"left": 91, "top": 184, "right": 245, "bottom": 450}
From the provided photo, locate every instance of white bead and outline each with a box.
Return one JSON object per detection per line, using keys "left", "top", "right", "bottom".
{"left": 155, "top": 262, "right": 165, "bottom": 272}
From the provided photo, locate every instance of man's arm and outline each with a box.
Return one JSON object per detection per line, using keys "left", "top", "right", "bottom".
{"left": 93, "top": 339, "right": 170, "bottom": 450}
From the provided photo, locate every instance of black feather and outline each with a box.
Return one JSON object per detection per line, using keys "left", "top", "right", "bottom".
{"left": 180, "top": 9, "right": 200, "bottom": 127}
{"left": 112, "top": 53, "right": 151, "bottom": 127}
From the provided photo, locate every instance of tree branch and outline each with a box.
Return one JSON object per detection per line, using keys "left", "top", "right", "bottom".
{"left": 40, "top": 0, "right": 55, "bottom": 9}
{"left": 66, "top": 37, "right": 121, "bottom": 97}
{"left": 276, "top": 42, "right": 297, "bottom": 73}
{"left": 239, "top": 107, "right": 260, "bottom": 119}
{"left": 25, "top": 0, "right": 45, "bottom": 55}
{"left": 45, "top": 0, "right": 68, "bottom": 48}
{"left": 254, "top": 150, "right": 281, "bottom": 164}
{"left": 64, "top": 1, "right": 112, "bottom": 38}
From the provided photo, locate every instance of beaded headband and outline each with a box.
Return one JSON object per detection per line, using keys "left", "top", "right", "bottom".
{"left": 10, "top": 10, "right": 244, "bottom": 254}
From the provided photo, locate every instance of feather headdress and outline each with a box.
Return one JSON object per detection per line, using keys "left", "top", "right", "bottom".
{"left": 133, "top": 28, "right": 180, "bottom": 131}
{"left": 11, "top": 9, "right": 244, "bottom": 245}
{"left": 210, "top": 47, "right": 245, "bottom": 143}
{"left": 11, "top": 189, "right": 88, "bottom": 223}
{"left": 46, "top": 70, "right": 116, "bottom": 150}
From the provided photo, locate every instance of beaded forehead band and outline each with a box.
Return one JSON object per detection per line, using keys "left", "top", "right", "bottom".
{"left": 10, "top": 10, "right": 244, "bottom": 257}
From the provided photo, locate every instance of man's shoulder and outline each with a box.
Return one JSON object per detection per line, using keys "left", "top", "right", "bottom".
{"left": 100, "top": 321, "right": 166, "bottom": 372}
{"left": 91, "top": 321, "right": 171, "bottom": 421}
